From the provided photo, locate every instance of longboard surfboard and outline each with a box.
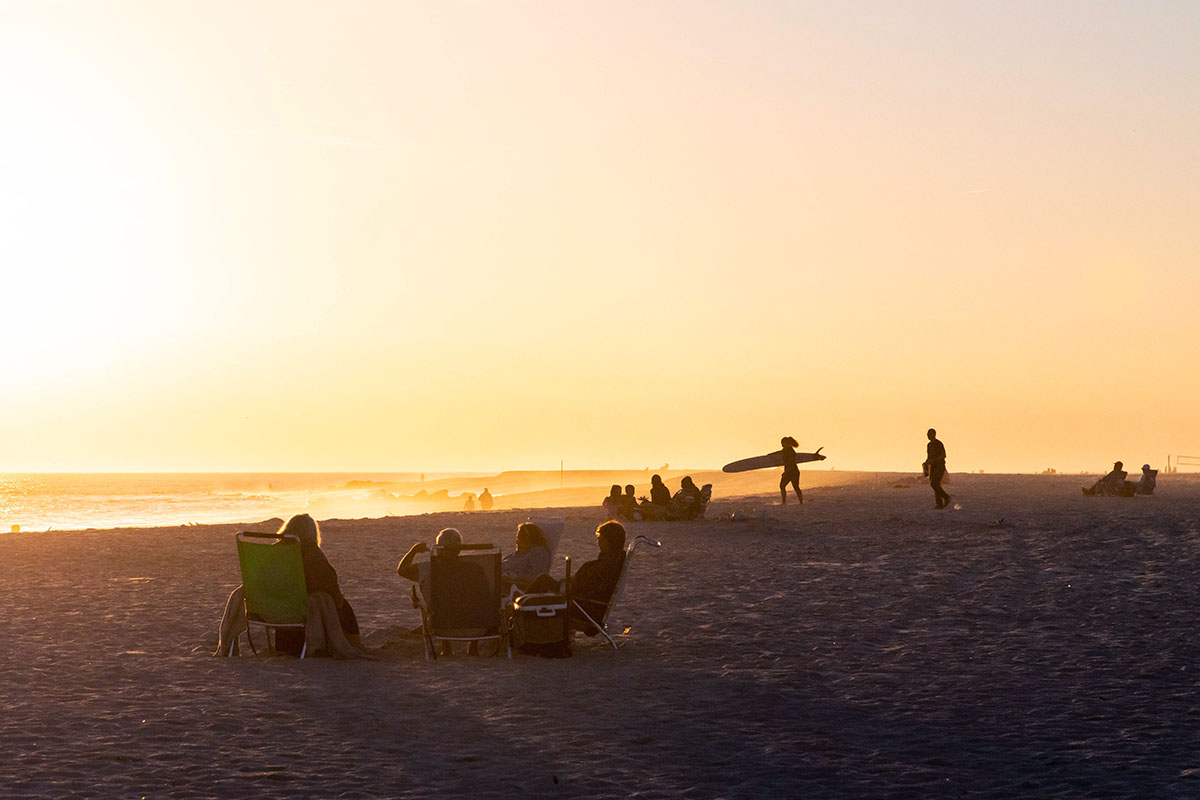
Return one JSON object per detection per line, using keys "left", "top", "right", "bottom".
{"left": 722, "top": 447, "right": 826, "bottom": 474}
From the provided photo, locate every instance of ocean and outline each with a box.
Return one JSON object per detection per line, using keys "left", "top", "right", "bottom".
{"left": 0, "top": 473, "right": 478, "bottom": 532}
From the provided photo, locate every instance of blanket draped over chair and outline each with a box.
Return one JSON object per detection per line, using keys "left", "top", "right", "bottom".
{"left": 214, "top": 586, "right": 366, "bottom": 659}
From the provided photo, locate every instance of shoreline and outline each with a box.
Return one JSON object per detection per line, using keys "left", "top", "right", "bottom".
{"left": 4, "top": 469, "right": 1174, "bottom": 535}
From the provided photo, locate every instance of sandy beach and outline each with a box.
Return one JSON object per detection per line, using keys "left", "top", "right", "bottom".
{"left": 2, "top": 471, "right": 1198, "bottom": 798}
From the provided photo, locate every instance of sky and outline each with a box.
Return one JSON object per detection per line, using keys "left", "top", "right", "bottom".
{"left": 1, "top": 0, "right": 1198, "bottom": 473}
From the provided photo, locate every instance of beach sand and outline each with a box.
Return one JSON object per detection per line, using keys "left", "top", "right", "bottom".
{"left": 1, "top": 472, "right": 1198, "bottom": 798}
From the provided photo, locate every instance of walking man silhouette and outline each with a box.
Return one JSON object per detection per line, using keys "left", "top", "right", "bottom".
{"left": 923, "top": 428, "right": 951, "bottom": 509}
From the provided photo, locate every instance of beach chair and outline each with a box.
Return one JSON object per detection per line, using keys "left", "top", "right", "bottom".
{"left": 572, "top": 534, "right": 662, "bottom": 649}
{"left": 664, "top": 484, "right": 712, "bottom": 521}
{"left": 235, "top": 531, "right": 309, "bottom": 658}
{"left": 412, "top": 543, "right": 509, "bottom": 660}
{"left": 526, "top": 515, "right": 565, "bottom": 557}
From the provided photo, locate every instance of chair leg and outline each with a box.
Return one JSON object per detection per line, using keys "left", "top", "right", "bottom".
{"left": 597, "top": 625, "right": 618, "bottom": 650}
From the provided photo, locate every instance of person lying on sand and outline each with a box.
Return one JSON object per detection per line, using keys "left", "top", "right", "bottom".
{"left": 524, "top": 521, "right": 627, "bottom": 635}
{"left": 397, "top": 528, "right": 490, "bottom": 656}
{"left": 277, "top": 513, "right": 363, "bottom": 654}
{"left": 501, "top": 522, "right": 551, "bottom": 592}
{"left": 1083, "top": 461, "right": 1128, "bottom": 496}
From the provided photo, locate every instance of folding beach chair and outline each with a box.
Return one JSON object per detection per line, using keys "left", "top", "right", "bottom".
{"left": 572, "top": 534, "right": 662, "bottom": 649}
{"left": 411, "top": 543, "right": 509, "bottom": 660}
{"left": 526, "top": 515, "right": 565, "bottom": 557}
{"left": 235, "top": 531, "right": 309, "bottom": 658}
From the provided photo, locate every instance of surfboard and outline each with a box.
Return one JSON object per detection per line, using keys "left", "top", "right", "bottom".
{"left": 722, "top": 447, "right": 826, "bottom": 473}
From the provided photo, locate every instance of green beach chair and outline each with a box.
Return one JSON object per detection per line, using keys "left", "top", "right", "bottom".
{"left": 236, "top": 531, "right": 310, "bottom": 658}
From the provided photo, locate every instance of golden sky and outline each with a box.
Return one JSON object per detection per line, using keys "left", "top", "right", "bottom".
{"left": 1, "top": 1, "right": 1197, "bottom": 473}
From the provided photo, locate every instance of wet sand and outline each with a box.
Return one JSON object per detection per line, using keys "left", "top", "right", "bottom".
{"left": 1, "top": 472, "right": 1198, "bottom": 798}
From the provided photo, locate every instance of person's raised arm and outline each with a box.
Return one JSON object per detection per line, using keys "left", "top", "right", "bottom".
{"left": 396, "top": 541, "right": 428, "bottom": 581}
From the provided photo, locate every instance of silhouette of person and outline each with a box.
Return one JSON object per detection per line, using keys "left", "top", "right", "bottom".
{"left": 463, "top": 493, "right": 476, "bottom": 512}
{"left": 397, "top": 528, "right": 490, "bottom": 656}
{"left": 479, "top": 488, "right": 494, "bottom": 511}
{"left": 618, "top": 484, "right": 638, "bottom": 520}
{"left": 779, "top": 436, "right": 802, "bottom": 505}
{"left": 1136, "top": 464, "right": 1157, "bottom": 495}
{"left": 923, "top": 428, "right": 951, "bottom": 509}
{"left": 649, "top": 474, "right": 670, "bottom": 506}
{"left": 602, "top": 485, "right": 622, "bottom": 517}
{"left": 1083, "top": 461, "right": 1127, "bottom": 496}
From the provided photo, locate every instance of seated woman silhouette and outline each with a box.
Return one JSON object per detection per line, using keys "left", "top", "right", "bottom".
{"left": 501, "top": 522, "right": 551, "bottom": 591}
{"left": 602, "top": 485, "right": 622, "bottom": 517}
{"left": 275, "top": 513, "right": 362, "bottom": 655}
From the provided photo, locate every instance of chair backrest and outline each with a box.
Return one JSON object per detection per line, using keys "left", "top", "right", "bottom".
{"left": 601, "top": 535, "right": 661, "bottom": 626}
{"left": 525, "top": 515, "right": 565, "bottom": 558}
{"left": 236, "top": 532, "right": 308, "bottom": 624}
{"left": 428, "top": 544, "right": 501, "bottom": 631}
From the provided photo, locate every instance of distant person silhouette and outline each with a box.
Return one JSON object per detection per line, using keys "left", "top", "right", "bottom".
{"left": 1083, "top": 461, "right": 1127, "bottom": 496}
{"left": 479, "top": 488, "right": 494, "bottom": 511}
{"left": 649, "top": 474, "right": 670, "bottom": 506}
{"left": 618, "top": 484, "right": 638, "bottom": 520}
{"left": 1136, "top": 464, "right": 1157, "bottom": 495}
{"left": 779, "top": 436, "right": 803, "bottom": 505}
{"left": 923, "top": 428, "right": 951, "bottom": 509}
{"left": 463, "top": 493, "right": 476, "bottom": 512}
{"left": 636, "top": 474, "right": 673, "bottom": 520}
{"left": 602, "top": 485, "right": 622, "bottom": 517}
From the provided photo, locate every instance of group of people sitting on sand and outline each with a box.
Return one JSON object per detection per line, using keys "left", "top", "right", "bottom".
{"left": 219, "top": 513, "right": 630, "bottom": 659}
{"left": 602, "top": 475, "right": 711, "bottom": 522}
{"left": 1082, "top": 461, "right": 1158, "bottom": 497}
{"left": 396, "top": 519, "right": 625, "bottom": 655}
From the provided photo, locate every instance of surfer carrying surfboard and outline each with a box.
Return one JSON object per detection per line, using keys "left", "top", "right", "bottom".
{"left": 780, "top": 436, "right": 803, "bottom": 505}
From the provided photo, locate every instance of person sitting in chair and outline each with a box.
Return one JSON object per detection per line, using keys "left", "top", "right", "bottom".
{"left": 276, "top": 513, "right": 362, "bottom": 655}
{"left": 666, "top": 476, "right": 708, "bottom": 519}
{"left": 1136, "top": 464, "right": 1158, "bottom": 495}
{"left": 397, "top": 528, "right": 491, "bottom": 656}
{"left": 525, "top": 520, "right": 627, "bottom": 636}
{"left": 1083, "top": 461, "right": 1127, "bottom": 496}
{"left": 501, "top": 522, "right": 551, "bottom": 592}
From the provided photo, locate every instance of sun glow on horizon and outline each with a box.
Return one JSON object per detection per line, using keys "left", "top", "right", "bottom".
{"left": 2, "top": 1, "right": 1199, "bottom": 475}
